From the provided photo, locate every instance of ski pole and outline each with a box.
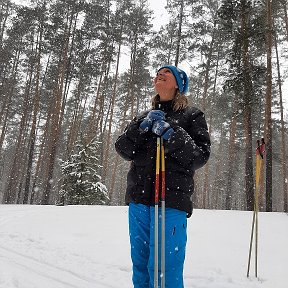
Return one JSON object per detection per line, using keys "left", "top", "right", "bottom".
{"left": 247, "top": 138, "right": 265, "bottom": 278}
{"left": 154, "top": 136, "right": 161, "bottom": 288}
{"left": 160, "top": 137, "right": 165, "bottom": 288}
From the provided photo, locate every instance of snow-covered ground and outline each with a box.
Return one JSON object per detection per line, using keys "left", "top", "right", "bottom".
{"left": 0, "top": 205, "right": 287, "bottom": 288}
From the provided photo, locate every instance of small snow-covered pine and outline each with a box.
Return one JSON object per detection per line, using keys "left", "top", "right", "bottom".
{"left": 59, "top": 138, "right": 109, "bottom": 205}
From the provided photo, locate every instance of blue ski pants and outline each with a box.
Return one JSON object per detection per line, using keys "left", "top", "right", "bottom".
{"left": 128, "top": 203, "right": 187, "bottom": 288}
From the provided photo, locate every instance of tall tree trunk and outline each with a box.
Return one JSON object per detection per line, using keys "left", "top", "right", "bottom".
{"left": 129, "top": 37, "right": 138, "bottom": 119}
{"left": 23, "top": 17, "right": 43, "bottom": 204}
{"left": 241, "top": 0, "right": 254, "bottom": 211}
{"left": 67, "top": 70, "right": 89, "bottom": 154}
{"left": 3, "top": 42, "right": 35, "bottom": 203}
{"left": 202, "top": 24, "right": 217, "bottom": 208}
{"left": 16, "top": 133, "right": 30, "bottom": 203}
{"left": 85, "top": 69, "right": 104, "bottom": 143}
{"left": 109, "top": 53, "right": 135, "bottom": 202}
{"left": 265, "top": 0, "right": 273, "bottom": 212}
{"left": 274, "top": 26, "right": 287, "bottom": 212}
{"left": 281, "top": 0, "right": 288, "bottom": 42}
{"left": 213, "top": 122, "right": 225, "bottom": 209}
{"left": 66, "top": 38, "right": 90, "bottom": 155}
{"left": 226, "top": 94, "right": 238, "bottom": 210}
{"left": 274, "top": 6, "right": 287, "bottom": 213}
{"left": 109, "top": 95, "right": 130, "bottom": 203}
{"left": 174, "top": 0, "right": 184, "bottom": 66}
{"left": 102, "top": 28, "right": 122, "bottom": 182}
{"left": 204, "top": 50, "right": 219, "bottom": 209}
{"left": 30, "top": 55, "right": 51, "bottom": 204}
{"left": 0, "top": 49, "right": 20, "bottom": 154}
{"left": 201, "top": 21, "right": 216, "bottom": 112}
{"left": 97, "top": 59, "right": 112, "bottom": 136}
{"left": 31, "top": 103, "right": 52, "bottom": 204}
{"left": 0, "top": 0, "right": 10, "bottom": 48}
{"left": 42, "top": 11, "right": 73, "bottom": 204}
{"left": 86, "top": 50, "right": 113, "bottom": 146}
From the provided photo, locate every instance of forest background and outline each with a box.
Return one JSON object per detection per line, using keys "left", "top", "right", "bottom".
{"left": 0, "top": 0, "right": 287, "bottom": 212}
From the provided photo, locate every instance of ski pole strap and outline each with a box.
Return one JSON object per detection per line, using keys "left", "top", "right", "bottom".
{"left": 256, "top": 138, "right": 265, "bottom": 159}
{"left": 255, "top": 138, "right": 265, "bottom": 193}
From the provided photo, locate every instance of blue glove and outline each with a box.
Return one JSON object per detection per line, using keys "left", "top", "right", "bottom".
{"left": 139, "top": 110, "right": 165, "bottom": 132}
{"left": 152, "top": 120, "right": 174, "bottom": 140}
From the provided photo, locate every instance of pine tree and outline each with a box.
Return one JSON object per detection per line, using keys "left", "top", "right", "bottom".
{"left": 59, "top": 138, "right": 109, "bottom": 205}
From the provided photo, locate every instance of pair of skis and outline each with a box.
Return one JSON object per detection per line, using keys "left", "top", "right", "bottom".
{"left": 154, "top": 136, "right": 166, "bottom": 288}
{"left": 247, "top": 138, "right": 265, "bottom": 278}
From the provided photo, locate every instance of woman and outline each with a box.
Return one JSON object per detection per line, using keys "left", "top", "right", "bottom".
{"left": 115, "top": 65, "right": 211, "bottom": 288}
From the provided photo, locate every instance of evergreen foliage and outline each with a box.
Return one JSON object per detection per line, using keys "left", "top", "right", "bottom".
{"left": 59, "top": 138, "right": 109, "bottom": 205}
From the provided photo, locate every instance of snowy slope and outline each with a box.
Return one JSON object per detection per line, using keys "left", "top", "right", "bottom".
{"left": 0, "top": 205, "right": 287, "bottom": 288}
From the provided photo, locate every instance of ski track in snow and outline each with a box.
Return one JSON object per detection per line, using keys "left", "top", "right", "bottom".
{"left": 0, "top": 206, "right": 130, "bottom": 288}
{"left": 0, "top": 240, "right": 124, "bottom": 288}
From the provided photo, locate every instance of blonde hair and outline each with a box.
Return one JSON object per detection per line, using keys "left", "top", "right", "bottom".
{"left": 151, "top": 91, "right": 188, "bottom": 111}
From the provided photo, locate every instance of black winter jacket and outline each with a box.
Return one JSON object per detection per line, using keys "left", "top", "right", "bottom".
{"left": 115, "top": 100, "right": 210, "bottom": 217}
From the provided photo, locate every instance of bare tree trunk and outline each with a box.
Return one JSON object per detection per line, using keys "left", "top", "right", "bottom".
{"left": 204, "top": 50, "right": 219, "bottom": 209}
{"left": 174, "top": 0, "right": 184, "bottom": 66}
{"left": 28, "top": 52, "right": 51, "bottom": 204}
{"left": 202, "top": 25, "right": 217, "bottom": 208}
{"left": 42, "top": 11, "right": 74, "bottom": 204}
{"left": 16, "top": 133, "right": 30, "bottom": 203}
{"left": 240, "top": 0, "right": 254, "bottom": 211}
{"left": 109, "top": 90, "right": 131, "bottom": 202}
{"left": 59, "top": 9, "right": 80, "bottom": 158}
{"left": 201, "top": 21, "right": 216, "bottom": 112}
{"left": 0, "top": 0, "right": 10, "bottom": 48}
{"left": 102, "top": 28, "right": 122, "bottom": 181}
{"left": 109, "top": 23, "right": 139, "bottom": 201}
{"left": 23, "top": 16, "right": 43, "bottom": 204}
{"left": 97, "top": 62, "right": 112, "bottom": 136}
{"left": 129, "top": 37, "right": 138, "bottom": 119}
{"left": 3, "top": 41, "right": 35, "bottom": 203}
{"left": 85, "top": 70, "right": 104, "bottom": 142}
{"left": 213, "top": 123, "right": 225, "bottom": 209}
{"left": 226, "top": 94, "right": 238, "bottom": 210}
{"left": 0, "top": 49, "right": 21, "bottom": 154}
{"left": 67, "top": 69, "right": 89, "bottom": 154}
{"left": 281, "top": 0, "right": 288, "bottom": 42}
{"left": 86, "top": 54, "right": 113, "bottom": 146}
{"left": 31, "top": 103, "right": 52, "bottom": 204}
{"left": 265, "top": 0, "right": 273, "bottom": 212}
{"left": 274, "top": 18, "right": 287, "bottom": 211}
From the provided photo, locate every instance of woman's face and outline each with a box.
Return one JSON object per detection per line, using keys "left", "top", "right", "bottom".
{"left": 154, "top": 68, "right": 177, "bottom": 100}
